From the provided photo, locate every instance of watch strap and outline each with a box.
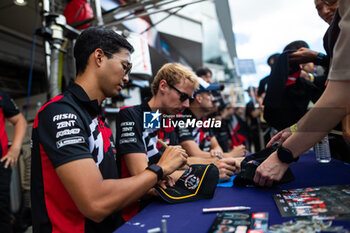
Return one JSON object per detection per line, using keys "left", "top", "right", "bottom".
{"left": 277, "top": 146, "right": 299, "bottom": 164}
{"left": 146, "top": 164, "right": 163, "bottom": 181}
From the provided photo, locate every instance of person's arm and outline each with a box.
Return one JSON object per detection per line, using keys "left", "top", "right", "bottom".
{"left": 224, "top": 145, "right": 246, "bottom": 158}
{"left": 56, "top": 145, "right": 187, "bottom": 222}
{"left": 209, "top": 136, "right": 224, "bottom": 157}
{"left": 123, "top": 151, "right": 175, "bottom": 193}
{"left": 254, "top": 80, "right": 350, "bottom": 187}
{"left": 288, "top": 48, "right": 320, "bottom": 64}
{"left": 124, "top": 153, "right": 149, "bottom": 176}
{"left": 1, "top": 113, "right": 27, "bottom": 168}
{"left": 180, "top": 140, "right": 212, "bottom": 158}
{"left": 187, "top": 156, "right": 243, "bottom": 180}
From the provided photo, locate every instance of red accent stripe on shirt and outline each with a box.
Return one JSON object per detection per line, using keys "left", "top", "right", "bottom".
{"left": 120, "top": 157, "right": 140, "bottom": 222}
{"left": 286, "top": 69, "right": 301, "bottom": 86}
{"left": 0, "top": 108, "right": 8, "bottom": 158}
{"left": 40, "top": 144, "right": 85, "bottom": 233}
{"left": 120, "top": 105, "right": 134, "bottom": 111}
{"left": 33, "top": 95, "right": 64, "bottom": 128}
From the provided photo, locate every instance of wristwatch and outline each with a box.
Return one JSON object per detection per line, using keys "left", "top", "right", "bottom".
{"left": 146, "top": 164, "right": 163, "bottom": 181}
{"left": 277, "top": 146, "right": 299, "bottom": 164}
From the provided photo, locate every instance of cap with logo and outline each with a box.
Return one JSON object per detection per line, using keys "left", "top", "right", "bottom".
{"left": 155, "top": 164, "right": 219, "bottom": 203}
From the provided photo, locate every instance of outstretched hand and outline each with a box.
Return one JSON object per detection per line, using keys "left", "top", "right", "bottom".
{"left": 288, "top": 47, "right": 318, "bottom": 64}
{"left": 253, "top": 151, "right": 290, "bottom": 187}
{"left": 266, "top": 128, "right": 292, "bottom": 148}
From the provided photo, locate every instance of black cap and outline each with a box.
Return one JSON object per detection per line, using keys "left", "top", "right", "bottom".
{"left": 155, "top": 164, "right": 219, "bottom": 203}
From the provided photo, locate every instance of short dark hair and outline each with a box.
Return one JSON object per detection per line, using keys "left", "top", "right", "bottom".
{"left": 74, "top": 27, "right": 134, "bottom": 75}
{"left": 195, "top": 67, "right": 212, "bottom": 77}
{"left": 283, "top": 40, "right": 309, "bottom": 53}
{"left": 267, "top": 53, "right": 280, "bottom": 67}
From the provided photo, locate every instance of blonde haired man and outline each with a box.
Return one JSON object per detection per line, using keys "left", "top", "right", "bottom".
{"left": 116, "top": 63, "right": 241, "bottom": 221}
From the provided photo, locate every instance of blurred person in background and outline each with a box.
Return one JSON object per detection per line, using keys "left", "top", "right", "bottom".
{"left": 0, "top": 90, "right": 27, "bottom": 233}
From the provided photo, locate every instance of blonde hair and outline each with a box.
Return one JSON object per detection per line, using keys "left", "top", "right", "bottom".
{"left": 151, "top": 63, "right": 199, "bottom": 96}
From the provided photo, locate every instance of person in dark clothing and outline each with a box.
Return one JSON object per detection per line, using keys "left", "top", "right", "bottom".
{"left": 31, "top": 28, "right": 187, "bottom": 233}
{"left": 254, "top": 0, "right": 350, "bottom": 187}
{"left": 245, "top": 87, "right": 263, "bottom": 152}
{"left": 0, "top": 90, "right": 27, "bottom": 233}
{"left": 263, "top": 40, "right": 323, "bottom": 131}
{"left": 285, "top": 0, "right": 349, "bottom": 163}
{"left": 257, "top": 53, "right": 280, "bottom": 99}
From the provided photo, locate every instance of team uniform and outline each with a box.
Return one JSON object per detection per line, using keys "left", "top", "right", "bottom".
{"left": 31, "top": 83, "right": 121, "bottom": 233}
{"left": 0, "top": 90, "right": 20, "bottom": 232}
{"left": 116, "top": 99, "right": 177, "bottom": 221}
{"left": 177, "top": 108, "right": 213, "bottom": 152}
{"left": 117, "top": 99, "right": 178, "bottom": 167}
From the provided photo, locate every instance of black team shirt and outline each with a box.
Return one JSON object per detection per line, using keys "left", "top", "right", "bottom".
{"left": 31, "top": 83, "right": 121, "bottom": 233}
{"left": 116, "top": 99, "right": 178, "bottom": 170}
{"left": 116, "top": 99, "right": 178, "bottom": 221}
{"left": 0, "top": 90, "right": 20, "bottom": 158}
{"left": 177, "top": 108, "right": 213, "bottom": 152}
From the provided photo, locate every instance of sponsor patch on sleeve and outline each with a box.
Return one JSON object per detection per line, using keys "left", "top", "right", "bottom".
{"left": 56, "top": 136, "right": 85, "bottom": 148}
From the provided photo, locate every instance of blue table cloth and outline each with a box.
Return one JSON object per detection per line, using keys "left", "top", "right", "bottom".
{"left": 115, "top": 151, "right": 350, "bottom": 232}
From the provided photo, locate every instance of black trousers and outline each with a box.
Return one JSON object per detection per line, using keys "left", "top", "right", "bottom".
{"left": 0, "top": 161, "right": 12, "bottom": 233}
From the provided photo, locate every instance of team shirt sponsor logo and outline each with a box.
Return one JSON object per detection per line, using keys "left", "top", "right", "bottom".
{"left": 121, "top": 121, "right": 135, "bottom": 126}
{"left": 56, "top": 120, "right": 76, "bottom": 129}
{"left": 119, "top": 138, "right": 137, "bottom": 144}
{"left": 120, "top": 132, "right": 135, "bottom": 137}
{"left": 119, "top": 120, "right": 138, "bottom": 145}
{"left": 121, "top": 127, "right": 133, "bottom": 132}
{"left": 56, "top": 128, "right": 80, "bottom": 138}
{"left": 10, "top": 98, "right": 19, "bottom": 110}
{"left": 56, "top": 136, "right": 85, "bottom": 148}
{"left": 53, "top": 113, "right": 77, "bottom": 122}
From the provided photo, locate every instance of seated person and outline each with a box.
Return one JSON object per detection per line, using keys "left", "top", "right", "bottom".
{"left": 177, "top": 77, "right": 246, "bottom": 160}
{"left": 116, "top": 64, "right": 242, "bottom": 221}
{"left": 31, "top": 28, "right": 187, "bottom": 233}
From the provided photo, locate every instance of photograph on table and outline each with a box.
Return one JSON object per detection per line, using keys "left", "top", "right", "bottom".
{"left": 207, "top": 212, "right": 269, "bottom": 233}
{"left": 274, "top": 185, "right": 350, "bottom": 219}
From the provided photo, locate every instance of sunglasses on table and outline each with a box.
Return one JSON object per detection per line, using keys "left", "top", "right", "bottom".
{"left": 168, "top": 83, "right": 194, "bottom": 102}
{"left": 104, "top": 51, "right": 132, "bottom": 76}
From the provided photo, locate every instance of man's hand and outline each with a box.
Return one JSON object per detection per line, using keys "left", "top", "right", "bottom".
{"left": 228, "top": 145, "right": 246, "bottom": 158}
{"left": 158, "top": 175, "right": 175, "bottom": 189}
{"left": 253, "top": 152, "right": 290, "bottom": 187}
{"left": 289, "top": 48, "right": 318, "bottom": 64}
{"left": 266, "top": 128, "right": 292, "bottom": 147}
{"left": 210, "top": 149, "right": 223, "bottom": 159}
{"left": 157, "top": 146, "right": 188, "bottom": 176}
{"left": 0, "top": 147, "right": 20, "bottom": 168}
{"left": 214, "top": 157, "right": 243, "bottom": 180}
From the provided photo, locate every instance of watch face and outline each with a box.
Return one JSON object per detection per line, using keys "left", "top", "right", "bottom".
{"left": 277, "top": 147, "right": 294, "bottom": 163}
{"left": 147, "top": 164, "right": 163, "bottom": 180}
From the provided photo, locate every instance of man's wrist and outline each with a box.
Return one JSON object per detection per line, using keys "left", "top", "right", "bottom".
{"left": 146, "top": 164, "right": 164, "bottom": 181}
{"left": 314, "top": 52, "right": 327, "bottom": 65}
{"left": 277, "top": 145, "right": 299, "bottom": 164}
